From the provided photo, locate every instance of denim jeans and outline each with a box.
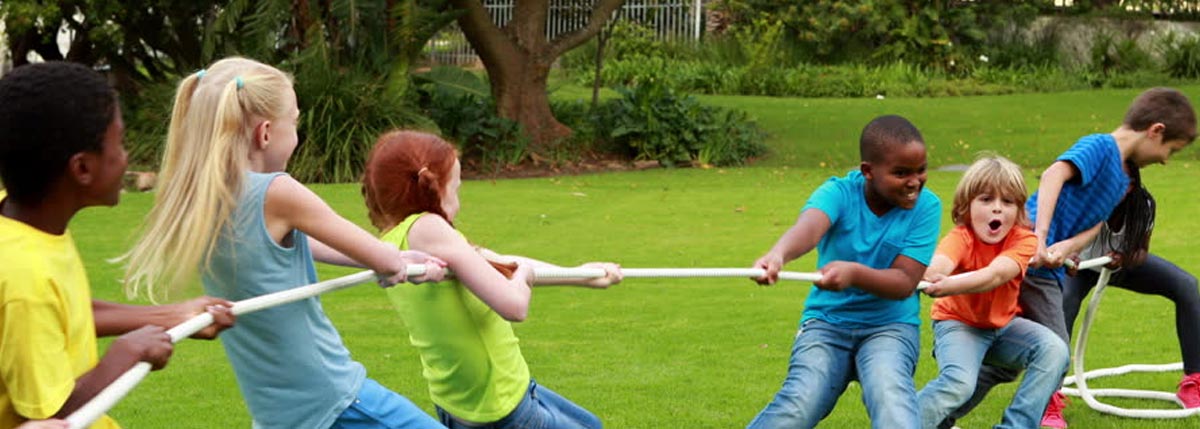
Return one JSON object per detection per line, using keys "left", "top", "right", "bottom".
{"left": 918, "top": 318, "right": 1069, "bottom": 429}
{"left": 331, "top": 378, "right": 446, "bottom": 429}
{"left": 746, "top": 319, "right": 920, "bottom": 429}
{"left": 938, "top": 275, "right": 1066, "bottom": 428}
{"left": 436, "top": 380, "right": 601, "bottom": 429}
{"left": 1063, "top": 253, "right": 1200, "bottom": 374}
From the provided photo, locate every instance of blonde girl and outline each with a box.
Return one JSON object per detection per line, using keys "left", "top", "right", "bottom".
{"left": 122, "top": 57, "right": 446, "bottom": 429}
{"left": 916, "top": 155, "right": 1068, "bottom": 429}
{"left": 361, "top": 130, "right": 622, "bottom": 429}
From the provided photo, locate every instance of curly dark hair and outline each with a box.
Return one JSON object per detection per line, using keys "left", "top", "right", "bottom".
{"left": 0, "top": 61, "right": 117, "bottom": 204}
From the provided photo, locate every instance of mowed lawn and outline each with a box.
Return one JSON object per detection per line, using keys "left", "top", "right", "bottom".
{"left": 76, "top": 87, "right": 1200, "bottom": 428}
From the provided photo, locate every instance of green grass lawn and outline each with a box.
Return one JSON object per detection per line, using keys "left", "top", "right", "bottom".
{"left": 77, "top": 87, "right": 1200, "bottom": 428}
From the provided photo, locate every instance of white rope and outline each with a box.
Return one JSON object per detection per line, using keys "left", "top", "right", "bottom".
{"left": 534, "top": 267, "right": 823, "bottom": 283}
{"left": 534, "top": 267, "right": 951, "bottom": 290}
{"left": 1060, "top": 257, "right": 1200, "bottom": 419}
{"left": 66, "top": 263, "right": 966, "bottom": 427}
{"left": 65, "top": 268, "right": 401, "bottom": 429}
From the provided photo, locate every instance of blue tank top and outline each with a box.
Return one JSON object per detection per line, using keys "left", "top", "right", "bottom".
{"left": 202, "top": 172, "right": 365, "bottom": 429}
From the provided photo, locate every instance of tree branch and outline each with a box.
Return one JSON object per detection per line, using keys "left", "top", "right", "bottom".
{"left": 548, "top": 0, "right": 624, "bottom": 58}
{"left": 450, "top": 0, "right": 517, "bottom": 69}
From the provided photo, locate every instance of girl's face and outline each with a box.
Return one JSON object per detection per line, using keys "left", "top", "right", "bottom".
{"left": 441, "top": 160, "right": 462, "bottom": 222}
{"left": 969, "top": 191, "right": 1019, "bottom": 244}
{"left": 262, "top": 88, "right": 300, "bottom": 172}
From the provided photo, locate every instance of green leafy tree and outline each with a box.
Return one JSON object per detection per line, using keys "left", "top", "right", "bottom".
{"left": 1, "top": 0, "right": 222, "bottom": 92}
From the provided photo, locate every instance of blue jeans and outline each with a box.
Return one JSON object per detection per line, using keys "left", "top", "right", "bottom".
{"left": 918, "top": 318, "right": 1068, "bottom": 429}
{"left": 436, "top": 380, "right": 601, "bottom": 429}
{"left": 746, "top": 319, "right": 921, "bottom": 429}
{"left": 331, "top": 378, "right": 445, "bottom": 429}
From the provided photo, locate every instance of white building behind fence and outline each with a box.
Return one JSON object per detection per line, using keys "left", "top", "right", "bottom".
{"left": 425, "top": 0, "right": 703, "bottom": 66}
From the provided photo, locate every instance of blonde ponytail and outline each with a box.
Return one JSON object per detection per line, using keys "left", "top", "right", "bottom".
{"left": 120, "top": 57, "right": 294, "bottom": 302}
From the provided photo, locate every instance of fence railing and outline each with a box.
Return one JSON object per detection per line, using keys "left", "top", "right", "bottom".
{"left": 424, "top": 0, "right": 702, "bottom": 66}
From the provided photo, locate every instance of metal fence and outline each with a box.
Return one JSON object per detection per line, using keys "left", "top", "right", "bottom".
{"left": 424, "top": 0, "right": 703, "bottom": 66}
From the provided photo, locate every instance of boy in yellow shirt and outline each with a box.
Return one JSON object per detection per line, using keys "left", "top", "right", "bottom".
{"left": 0, "top": 62, "right": 235, "bottom": 428}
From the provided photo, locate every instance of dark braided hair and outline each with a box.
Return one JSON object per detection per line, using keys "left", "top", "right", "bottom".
{"left": 1105, "top": 161, "right": 1156, "bottom": 263}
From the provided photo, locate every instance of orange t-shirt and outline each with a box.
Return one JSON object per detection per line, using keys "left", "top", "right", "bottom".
{"left": 930, "top": 225, "right": 1037, "bottom": 329}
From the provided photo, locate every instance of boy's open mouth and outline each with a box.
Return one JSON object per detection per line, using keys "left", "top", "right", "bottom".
{"left": 988, "top": 219, "right": 1003, "bottom": 232}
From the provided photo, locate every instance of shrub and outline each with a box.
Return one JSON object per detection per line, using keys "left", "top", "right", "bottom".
{"left": 592, "top": 81, "right": 766, "bottom": 167}
{"left": 414, "top": 67, "right": 527, "bottom": 171}
{"left": 288, "top": 61, "right": 433, "bottom": 183}
{"left": 119, "top": 63, "right": 432, "bottom": 183}
{"left": 1089, "top": 31, "right": 1156, "bottom": 76}
{"left": 1161, "top": 33, "right": 1200, "bottom": 79}
{"left": 122, "top": 80, "right": 179, "bottom": 170}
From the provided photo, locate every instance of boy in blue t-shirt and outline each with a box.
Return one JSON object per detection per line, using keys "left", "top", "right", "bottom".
{"left": 941, "top": 87, "right": 1196, "bottom": 429}
{"left": 747, "top": 115, "right": 942, "bottom": 429}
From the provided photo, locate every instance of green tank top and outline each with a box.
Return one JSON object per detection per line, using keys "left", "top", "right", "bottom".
{"left": 382, "top": 213, "right": 530, "bottom": 422}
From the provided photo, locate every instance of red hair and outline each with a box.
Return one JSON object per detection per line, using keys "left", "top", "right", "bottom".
{"left": 362, "top": 130, "right": 458, "bottom": 231}
{"left": 362, "top": 130, "right": 516, "bottom": 278}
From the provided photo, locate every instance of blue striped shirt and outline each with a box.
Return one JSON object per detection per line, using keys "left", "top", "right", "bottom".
{"left": 1027, "top": 134, "right": 1129, "bottom": 280}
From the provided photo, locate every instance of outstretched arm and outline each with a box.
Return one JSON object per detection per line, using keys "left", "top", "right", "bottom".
{"left": 816, "top": 254, "right": 926, "bottom": 300}
{"left": 92, "top": 298, "right": 234, "bottom": 339}
{"left": 265, "top": 176, "right": 445, "bottom": 284}
{"left": 53, "top": 326, "right": 174, "bottom": 418}
{"left": 1031, "top": 161, "right": 1078, "bottom": 268}
{"left": 408, "top": 214, "right": 533, "bottom": 321}
{"left": 475, "top": 248, "right": 622, "bottom": 288}
{"left": 922, "top": 255, "right": 1023, "bottom": 297}
{"left": 752, "top": 209, "right": 831, "bottom": 285}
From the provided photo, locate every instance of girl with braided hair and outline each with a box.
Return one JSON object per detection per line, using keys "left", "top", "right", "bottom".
{"left": 1062, "top": 159, "right": 1200, "bottom": 408}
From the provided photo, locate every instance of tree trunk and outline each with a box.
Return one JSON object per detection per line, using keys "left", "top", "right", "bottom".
{"left": 451, "top": 0, "right": 626, "bottom": 157}
{"left": 491, "top": 58, "right": 571, "bottom": 153}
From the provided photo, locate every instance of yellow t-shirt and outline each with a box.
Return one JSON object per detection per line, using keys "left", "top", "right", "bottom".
{"left": 0, "top": 195, "right": 119, "bottom": 428}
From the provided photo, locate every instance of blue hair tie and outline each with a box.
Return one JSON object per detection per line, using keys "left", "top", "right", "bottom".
{"left": 195, "top": 69, "right": 206, "bottom": 80}
{"left": 235, "top": 76, "right": 244, "bottom": 90}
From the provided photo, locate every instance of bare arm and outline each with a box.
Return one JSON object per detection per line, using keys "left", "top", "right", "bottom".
{"left": 1031, "top": 161, "right": 1077, "bottom": 268}
{"left": 308, "top": 237, "right": 363, "bottom": 268}
{"left": 1048, "top": 221, "right": 1104, "bottom": 262}
{"left": 923, "top": 255, "right": 1023, "bottom": 297}
{"left": 817, "top": 254, "right": 926, "bottom": 300}
{"left": 265, "top": 176, "right": 444, "bottom": 284}
{"left": 752, "top": 209, "right": 832, "bottom": 285}
{"left": 52, "top": 326, "right": 173, "bottom": 419}
{"left": 408, "top": 214, "right": 533, "bottom": 321}
{"left": 92, "top": 298, "right": 234, "bottom": 339}
{"left": 923, "top": 254, "right": 957, "bottom": 281}
{"left": 476, "top": 248, "right": 621, "bottom": 288}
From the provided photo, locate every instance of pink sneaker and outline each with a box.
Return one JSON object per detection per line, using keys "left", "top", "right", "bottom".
{"left": 1040, "top": 392, "right": 1068, "bottom": 429}
{"left": 1178, "top": 373, "right": 1200, "bottom": 408}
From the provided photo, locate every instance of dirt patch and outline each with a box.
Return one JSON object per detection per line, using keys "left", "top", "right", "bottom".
{"left": 461, "top": 153, "right": 662, "bottom": 180}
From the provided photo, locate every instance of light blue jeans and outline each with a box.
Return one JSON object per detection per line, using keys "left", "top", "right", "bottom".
{"left": 747, "top": 319, "right": 921, "bottom": 429}
{"left": 331, "top": 378, "right": 446, "bottom": 429}
{"left": 436, "top": 380, "right": 601, "bottom": 429}
{"left": 918, "top": 318, "right": 1069, "bottom": 429}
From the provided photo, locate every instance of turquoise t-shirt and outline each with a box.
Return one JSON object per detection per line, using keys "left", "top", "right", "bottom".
{"left": 799, "top": 170, "right": 941, "bottom": 327}
{"left": 202, "top": 172, "right": 365, "bottom": 429}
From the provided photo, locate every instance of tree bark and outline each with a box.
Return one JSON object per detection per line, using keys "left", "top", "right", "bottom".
{"left": 450, "top": 0, "right": 625, "bottom": 154}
